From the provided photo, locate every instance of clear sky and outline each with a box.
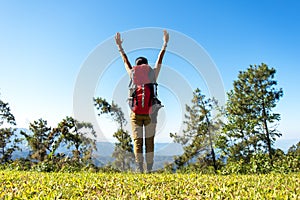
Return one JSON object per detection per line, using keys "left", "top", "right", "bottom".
{"left": 0, "top": 1, "right": 299, "bottom": 148}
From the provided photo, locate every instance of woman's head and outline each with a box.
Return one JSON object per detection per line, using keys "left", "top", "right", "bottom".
{"left": 135, "top": 57, "right": 148, "bottom": 65}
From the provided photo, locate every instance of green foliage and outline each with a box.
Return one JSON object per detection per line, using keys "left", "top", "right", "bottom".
{"left": 94, "top": 97, "right": 134, "bottom": 171}
{"left": 0, "top": 171, "right": 299, "bottom": 199}
{"left": 0, "top": 95, "right": 20, "bottom": 163}
{"left": 53, "top": 116, "right": 97, "bottom": 163}
{"left": 94, "top": 97, "right": 126, "bottom": 129}
{"left": 0, "top": 97, "right": 16, "bottom": 126}
{"left": 20, "top": 118, "right": 55, "bottom": 162}
{"left": 222, "top": 63, "right": 283, "bottom": 163}
{"left": 112, "top": 129, "right": 135, "bottom": 171}
{"left": 30, "top": 158, "right": 97, "bottom": 173}
{"left": 1, "top": 154, "right": 99, "bottom": 173}
{"left": 0, "top": 158, "right": 32, "bottom": 171}
{"left": 0, "top": 128, "right": 21, "bottom": 163}
{"left": 170, "top": 88, "right": 223, "bottom": 172}
{"left": 221, "top": 148, "right": 300, "bottom": 175}
{"left": 288, "top": 141, "right": 300, "bottom": 156}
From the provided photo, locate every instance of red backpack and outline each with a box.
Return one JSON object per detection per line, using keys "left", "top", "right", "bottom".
{"left": 128, "top": 64, "right": 162, "bottom": 115}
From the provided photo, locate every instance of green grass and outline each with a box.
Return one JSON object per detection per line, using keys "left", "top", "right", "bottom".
{"left": 0, "top": 170, "right": 299, "bottom": 199}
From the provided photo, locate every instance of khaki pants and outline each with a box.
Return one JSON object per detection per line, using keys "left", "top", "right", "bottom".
{"left": 130, "top": 112, "right": 157, "bottom": 165}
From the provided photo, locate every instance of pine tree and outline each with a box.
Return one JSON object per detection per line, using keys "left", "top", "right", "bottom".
{"left": 53, "top": 116, "right": 97, "bottom": 163}
{"left": 287, "top": 141, "right": 300, "bottom": 157}
{"left": 0, "top": 95, "right": 20, "bottom": 163}
{"left": 112, "top": 129, "right": 134, "bottom": 171}
{"left": 21, "top": 118, "right": 55, "bottom": 162}
{"left": 223, "top": 63, "right": 283, "bottom": 163}
{"left": 170, "top": 88, "right": 222, "bottom": 172}
{"left": 94, "top": 97, "right": 134, "bottom": 171}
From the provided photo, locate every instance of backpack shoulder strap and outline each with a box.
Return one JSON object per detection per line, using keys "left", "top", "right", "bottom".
{"left": 128, "top": 68, "right": 135, "bottom": 87}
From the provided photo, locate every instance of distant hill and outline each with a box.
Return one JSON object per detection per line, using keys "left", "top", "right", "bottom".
{"left": 10, "top": 128, "right": 298, "bottom": 169}
{"left": 93, "top": 142, "right": 183, "bottom": 156}
{"left": 91, "top": 142, "right": 183, "bottom": 169}
{"left": 11, "top": 134, "right": 183, "bottom": 169}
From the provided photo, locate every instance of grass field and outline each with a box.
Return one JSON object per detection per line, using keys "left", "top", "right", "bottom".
{"left": 0, "top": 171, "right": 299, "bottom": 199}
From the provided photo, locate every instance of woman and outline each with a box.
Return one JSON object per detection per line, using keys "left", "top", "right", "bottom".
{"left": 115, "top": 30, "right": 169, "bottom": 173}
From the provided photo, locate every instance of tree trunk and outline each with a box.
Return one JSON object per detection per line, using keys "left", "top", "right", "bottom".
{"left": 209, "top": 136, "right": 217, "bottom": 172}
{"left": 259, "top": 80, "right": 273, "bottom": 163}
{"left": 262, "top": 102, "right": 273, "bottom": 164}
{"left": 201, "top": 99, "right": 217, "bottom": 172}
{"left": 205, "top": 117, "right": 217, "bottom": 172}
{"left": 1, "top": 147, "right": 5, "bottom": 162}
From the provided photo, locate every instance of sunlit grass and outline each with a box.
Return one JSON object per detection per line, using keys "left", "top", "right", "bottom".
{"left": 0, "top": 170, "right": 299, "bottom": 199}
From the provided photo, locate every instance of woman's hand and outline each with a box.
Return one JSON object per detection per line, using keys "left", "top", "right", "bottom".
{"left": 115, "top": 32, "right": 123, "bottom": 47}
{"left": 163, "top": 30, "right": 169, "bottom": 45}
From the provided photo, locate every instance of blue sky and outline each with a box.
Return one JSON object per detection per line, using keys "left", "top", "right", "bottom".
{"left": 0, "top": 1, "right": 299, "bottom": 148}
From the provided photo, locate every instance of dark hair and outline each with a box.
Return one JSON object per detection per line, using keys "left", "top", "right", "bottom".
{"left": 135, "top": 57, "right": 148, "bottom": 65}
